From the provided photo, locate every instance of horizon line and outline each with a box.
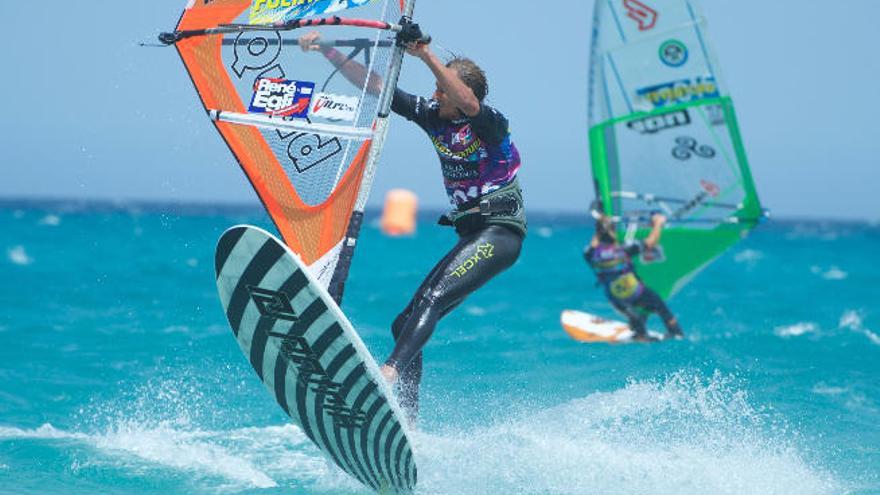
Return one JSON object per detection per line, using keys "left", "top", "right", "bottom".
{"left": 0, "top": 196, "right": 876, "bottom": 225}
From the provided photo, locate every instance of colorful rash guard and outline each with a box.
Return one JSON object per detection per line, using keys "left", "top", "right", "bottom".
{"left": 585, "top": 241, "right": 646, "bottom": 302}
{"left": 391, "top": 89, "right": 521, "bottom": 208}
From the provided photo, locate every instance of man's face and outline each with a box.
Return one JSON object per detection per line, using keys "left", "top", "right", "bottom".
{"left": 433, "top": 85, "right": 461, "bottom": 120}
{"left": 597, "top": 219, "right": 618, "bottom": 244}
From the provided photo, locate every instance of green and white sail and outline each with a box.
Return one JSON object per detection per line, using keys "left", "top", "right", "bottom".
{"left": 588, "top": 0, "right": 765, "bottom": 298}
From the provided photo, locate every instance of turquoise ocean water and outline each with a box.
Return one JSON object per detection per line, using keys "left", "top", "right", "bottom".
{"left": 0, "top": 201, "right": 877, "bottom": 495}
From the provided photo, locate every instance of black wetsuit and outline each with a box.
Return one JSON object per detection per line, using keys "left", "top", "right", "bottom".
{"left": 386, "top": 225, "right": 522, "bottom": 417}
{"left": 585, "top": 241, "right": 682, "bottom": 338}
{"left": 385, "top": 90, "right": 526, "bottom": 419}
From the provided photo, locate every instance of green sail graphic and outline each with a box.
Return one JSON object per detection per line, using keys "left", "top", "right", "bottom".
{"left": 588, "top": 0, "right": 765, "bottom": 298}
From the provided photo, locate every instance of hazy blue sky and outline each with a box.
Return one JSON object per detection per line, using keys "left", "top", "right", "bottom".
{"left": 1, "top": 1, "right": 878, "bottom": 220}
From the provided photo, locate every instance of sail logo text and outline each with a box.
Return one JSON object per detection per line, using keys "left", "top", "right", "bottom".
{"left": 252, "top": 0, "right": 318, "bottom": 14}
{"left": 311, "top": 93, "right": 359, "bottom": 121}
{"left": 249, "top": 0, "right": 371, "bottom": 23}
{"left": 626, "top": 109, "right": 691, "bottom": 134}
{"left": 635, "top": 78, "right": 719, "bottom": 108}
{"left": 249, "top": 78, "right": 314, "bottom": 118}
{"left": 623, "top": 0, "right": 658, "bottom": 31}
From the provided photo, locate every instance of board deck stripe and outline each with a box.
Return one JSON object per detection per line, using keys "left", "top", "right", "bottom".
{"left": 353, "top": 382, "right": 381, "bottom": 484}
{"left": 225, "top": 239, "right": 286, "bottom": 333}
{"left": 214, "top": 225, "right": 247, "bottom": 277}
{"left": 385, "top": 422, "right": 404, "bottom": 489}
{"left": 373, "top": 410, "right": 395, "bottom": 485}
{"left": 306, "top": 321, "right": 357, "bottom": 480}
{"left": 249, "top": 316, "right": 274, "bottom": 380}
{"left": 324, "top": 344, "right": 371, "bottom": 484}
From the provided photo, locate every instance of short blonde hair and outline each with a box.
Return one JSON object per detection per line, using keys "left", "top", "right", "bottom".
{"left": 446, "top": 57, "right": 488, "bottom": 102}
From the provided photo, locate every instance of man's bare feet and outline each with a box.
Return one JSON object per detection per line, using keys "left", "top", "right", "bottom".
{"left": 380, "top": 365, "right": 399, "bottom": 384}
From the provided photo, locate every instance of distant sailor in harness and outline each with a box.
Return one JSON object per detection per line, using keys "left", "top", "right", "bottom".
{"left": 585, "top": 213, "right": 684, "bottom": 342}
{"left": 299, "top": 32, "right": 526, "bottom": 422}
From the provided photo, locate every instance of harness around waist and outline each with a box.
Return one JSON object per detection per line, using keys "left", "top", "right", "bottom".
{"left": 439, "top": 179, "right": 527, "bottom": 237}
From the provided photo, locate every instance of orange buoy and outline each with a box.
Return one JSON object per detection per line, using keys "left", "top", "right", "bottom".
{"left": 380, "top": 189, "right": 418, "bottom": 236}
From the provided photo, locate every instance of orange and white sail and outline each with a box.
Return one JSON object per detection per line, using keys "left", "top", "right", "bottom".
{"left": 166, "top": 0, "right": 416, "bottom": 303}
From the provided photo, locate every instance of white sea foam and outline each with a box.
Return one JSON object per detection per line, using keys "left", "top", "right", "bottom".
{"left": 810, "top": 265, "right": 848, "bottom": 280}
{"left": 839, "top": 310, "right": 879, "bottom": 346}
{"left": 812, "top": 383, "right": 848, "bottom": 396}
{"left": 0, "top": 422, "right": 319, "bottom": 491}
{"left": 774, "top": 322, "right": 818, "bottom": 338}
{"left": 536, "top": 227, "right": 553, "bottom": 238}
{"left": 864, "top": 331, "right": 880, "bottom": 346}
{"left": 822, "top": 267, "right": 848, "bottom": 280}
{"left": 92, "top": 422, "right": 279, "bottom": 489}
{"left": 60, "top": 374, "right": 349, "bottom": 492}
{"left": 811, "top": 382, "right": 878, "bottom": 416}
{"left": 38, "top": 214, "right": 61, "bottom": 226}
{"left": 0, "top": 423, "right": 89, "bottom": 441}
{"left": 734, "top": 249, "right": 763, "bottom": 264}
{"left": 411, "top": 372, "right": 840, "bottom": 495}
{"left": 839, "top": 311, "right": 862, "bottom": 331}
{"left": 465, "top": 306, "right": 488, "bottom": 317}
{"left": 7, "top": 246, "right": 33, "bottom": 265}
{"left": 162, "top": 325, "right": 191, "bottom": 334}
{"left": 0, "top": 372, "right": 844, "bottom": 494}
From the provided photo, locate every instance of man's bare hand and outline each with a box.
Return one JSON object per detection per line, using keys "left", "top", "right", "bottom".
{"left": 298, "top": 31, "right": 322, "bottom": 52}
{"left": 404, "top": 41, "right": 431, "bottom": 59}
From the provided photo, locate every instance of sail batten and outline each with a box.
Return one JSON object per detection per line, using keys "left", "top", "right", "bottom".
{"left": 208, "top": 110, "right": 376, "bottom": 139}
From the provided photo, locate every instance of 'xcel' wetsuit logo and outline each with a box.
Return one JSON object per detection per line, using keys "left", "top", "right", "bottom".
{"left": 451, "top": 242, "right": 495, "bottom": 278}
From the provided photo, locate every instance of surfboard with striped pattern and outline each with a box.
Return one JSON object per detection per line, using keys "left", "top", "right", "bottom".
{"left": 214, "top": 225, "right": 416, "bottom": 493}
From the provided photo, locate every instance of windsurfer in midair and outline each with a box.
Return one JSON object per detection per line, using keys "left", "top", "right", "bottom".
{"left": 299, "top": 33, "right": 527, "bottom": 422}
{"left": 585, "top": 213, "right": 684, "bottom": 342}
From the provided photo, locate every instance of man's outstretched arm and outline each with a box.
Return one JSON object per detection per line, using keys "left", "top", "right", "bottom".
{"left": 643, "top": 214, "right": 667, "bottom": 250}
{"left": 299, "top": 31, "right": 384, "bottom": 96}
{"left": 406, "top": 42, "right": 480, "bottom": 116}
